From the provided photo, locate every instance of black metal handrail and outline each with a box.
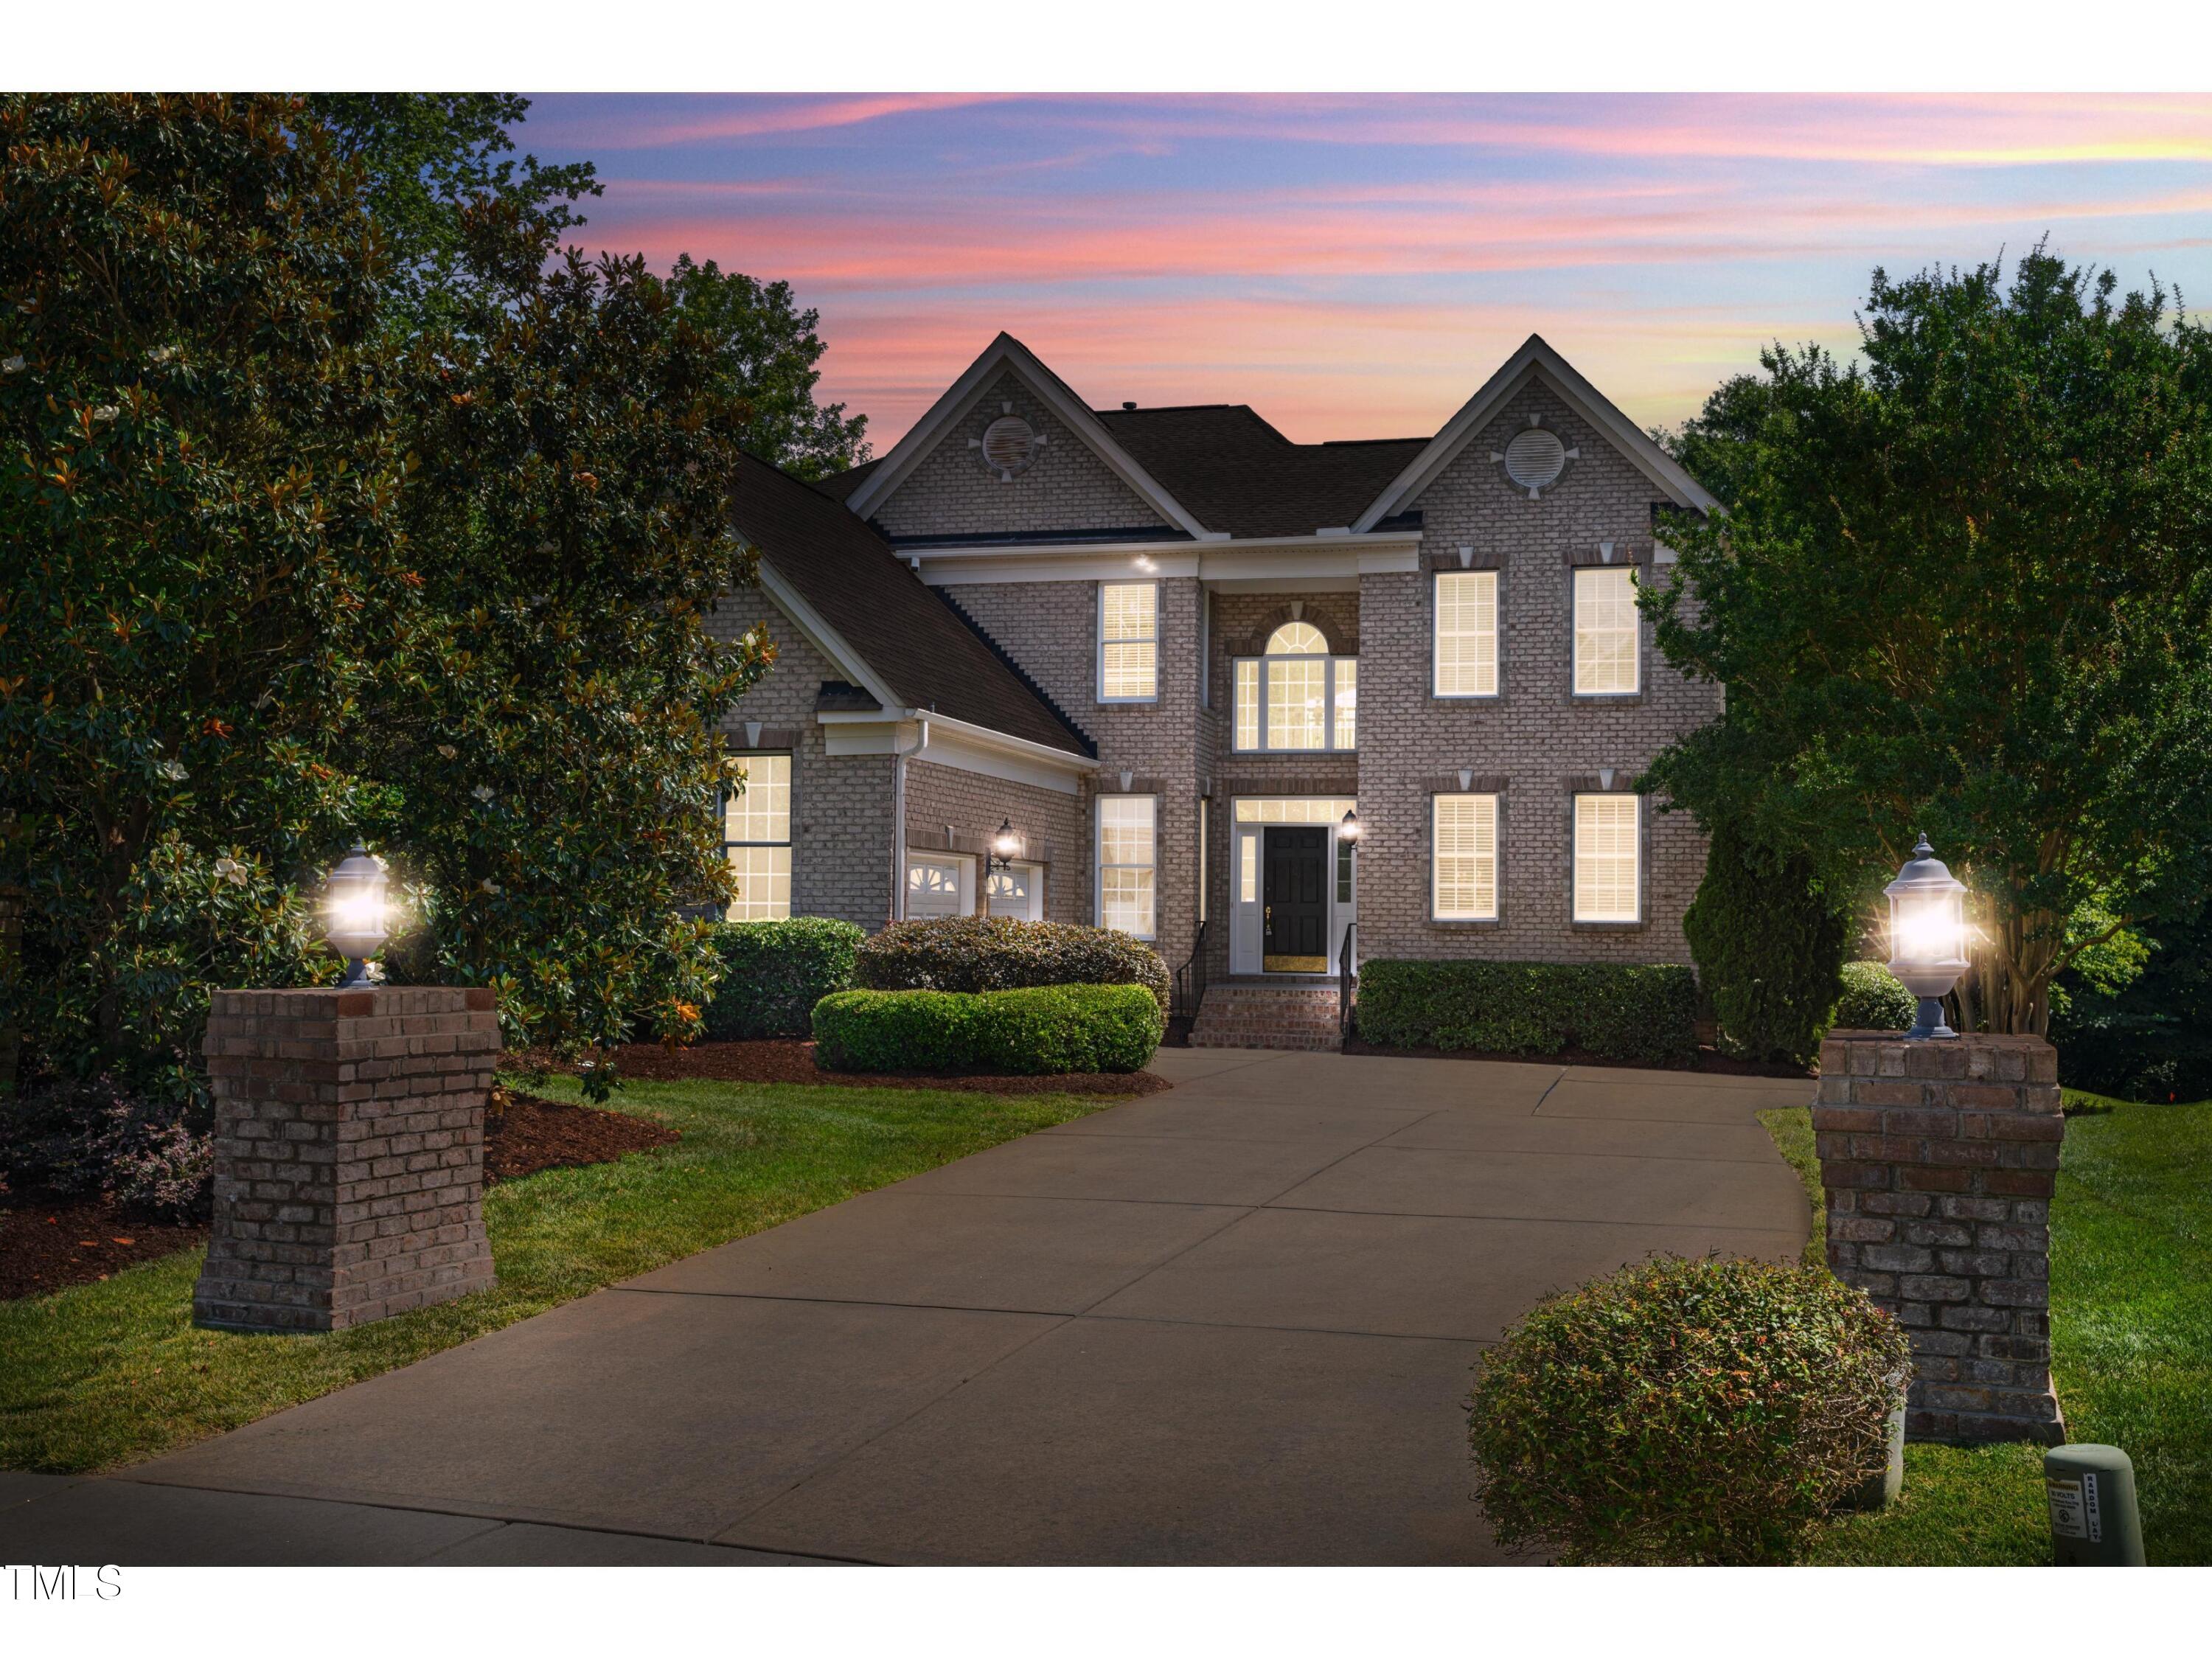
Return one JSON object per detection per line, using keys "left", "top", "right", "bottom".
{"left": 1338, "top": 920, "right": 1357, "bottom": 1048}
{"left": 1171, "top": 917, "right": 1210, "bottom": 1027}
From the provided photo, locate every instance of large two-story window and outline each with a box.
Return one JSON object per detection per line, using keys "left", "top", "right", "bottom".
{"left": 724, "top": 753, "right": 792, "bottom": 920}
{"left": 1096, "top": 795, "right": 1158, "bottom": 937}
{"left": 1573, "top": 566, "right": 1640, "bottom": 695}
{"left": 1098, "top": 581, "right": 1158, "bottom": 702}
{"left": 1432, "top": 793, "right": 1500, "bottom": 920}
{"left": 1433, "top": 571, "right": 1499, "bottom": 697}
{"left": 1233, "top": 622, "right": 1356, "bottom": 751}
{"left": 1573, "top": 793, "right": 1641, "bottom": 922}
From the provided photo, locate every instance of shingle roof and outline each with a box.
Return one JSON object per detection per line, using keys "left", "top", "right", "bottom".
{"left": 808, "top": 456, "right": 880, "bottom": 504}
{"left": 1091, "top": 406, "right": 1429, "bottom": 539}
{"left": 731, "top": 453, "right": 1094, "bottom": 758}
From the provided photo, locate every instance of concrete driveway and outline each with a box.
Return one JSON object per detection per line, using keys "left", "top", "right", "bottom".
{"left": 5, "top": 1048, "right": 1812, "bottom": 1565}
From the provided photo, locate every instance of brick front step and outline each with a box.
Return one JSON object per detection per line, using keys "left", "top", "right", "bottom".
{"left": 1188, "top": 985, "right": 1344, "bottom": 1051}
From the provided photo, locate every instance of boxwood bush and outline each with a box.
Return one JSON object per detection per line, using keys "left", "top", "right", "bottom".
{"left": 1469, "top": 1255, "right": 1910, "bottom": 1565}
{"left": 813, "top": 984, "right": 1164, "bottom": 1075}
{"left": 1832, "top": 960, "right": 1915, "bottom": 1032}
{"left": 701, "top": 917, "right": 863, "bottom": 1040}
{"left": 1354, "top": 960, "right": 1699, "bottom": 1065}
{"left": 1682, "top": 823, "right": 1850, "bottom": 1068}
{"left": 855, "top": 916, "right": 1169, "bottom": 1011}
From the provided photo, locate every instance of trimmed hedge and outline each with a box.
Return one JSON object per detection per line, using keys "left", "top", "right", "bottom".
{"left": 1832, "top": 961, "right": 1915, "bottom": 1032}
{"left": 812, "top": 984, "right": 1164, "bottom": 1076}
{"left": 701, "top": 917, "right": 863, "bottom": 1040}
{"left": 1682, "top": 823, "right": 1850, "bottom": 1068}
{"left": 1354, "top": 959, "right": 1700, "bottom": 1066}
{"left": 855, "top": 916, "right": 1170, "bottom": 1011}
{"left": 1470, "top": 1255, "right": 1910, "bottom": 1565}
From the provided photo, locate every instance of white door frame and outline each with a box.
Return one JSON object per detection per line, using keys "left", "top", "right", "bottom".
{"left": 1228, "top": 798, "right": 1356, "bottom": 977}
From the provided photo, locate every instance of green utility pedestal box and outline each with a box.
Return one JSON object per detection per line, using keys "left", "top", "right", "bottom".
{"left": 2045, "top": 1444, "right": 2145, "bottom": 1566}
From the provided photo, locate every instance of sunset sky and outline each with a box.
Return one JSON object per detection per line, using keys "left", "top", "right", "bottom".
{"left": 521, "top": 93, "right": 2212, "bottom": 449}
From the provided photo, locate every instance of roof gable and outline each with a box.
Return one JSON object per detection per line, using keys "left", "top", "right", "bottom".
{"left": 845, "top": 333, "right": 1215, "bottom": 540}
{"left": 1351, "top": 335, "right": 1718, "bottom": 532}
{"left": 729, "top": 453, "right": 1094, "bottom": 759}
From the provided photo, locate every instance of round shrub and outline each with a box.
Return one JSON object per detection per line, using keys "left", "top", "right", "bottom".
{"left": 1833, "top": 961, "right": 1916, "bottom": 1032}
{"left": 855, "top": 916, "right": 1169, "bottom": 1011}
{"left": 701, "top": 917, "right": 863, "bottom": 1040}
{"left": 1468, "top": 1254, "right": 1910, "bottom": 1565}
{"left": 812, "top": 984, "right": 1163, "bottom": 1075}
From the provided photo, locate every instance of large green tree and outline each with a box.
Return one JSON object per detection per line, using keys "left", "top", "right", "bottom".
{"left": 1646, "top": 250, "right": 2212, "bottom": 1035}
{"left": 0, "top": 93, "right": 773, "bottom": 1103}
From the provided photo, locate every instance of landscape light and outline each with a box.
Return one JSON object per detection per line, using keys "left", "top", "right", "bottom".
{"left": 324, "top": 844, "right": 389, "bottom": 987}
{"left": 1884, "top": 834, "right": 1969, "bottom": 1040}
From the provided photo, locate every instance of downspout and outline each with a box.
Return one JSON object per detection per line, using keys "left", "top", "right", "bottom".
{"left": 890, "top": 717, "right": 927, "bottom": 922}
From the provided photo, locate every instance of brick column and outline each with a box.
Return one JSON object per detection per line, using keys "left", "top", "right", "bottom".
{"left": 1815, "top": 1031, "right": 2065, "bottom": 1444}
{"left": 194, "top": 987, "right": 500, "bottom": 1332}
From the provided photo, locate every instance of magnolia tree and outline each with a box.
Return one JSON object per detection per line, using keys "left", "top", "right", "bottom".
{"left": 1646, "top": 251, "right": 2212, "bottom": 1036}
{"left": 0, "top": 94, "right": 793, "bottom": 1105}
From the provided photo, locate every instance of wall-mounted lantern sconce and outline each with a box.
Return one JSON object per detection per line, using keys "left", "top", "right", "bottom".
{"left": 986, "top": 818, "right": 1020, "bottom": 877}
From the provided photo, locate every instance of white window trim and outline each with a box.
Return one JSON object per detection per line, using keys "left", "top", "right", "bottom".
{"left": 1197, "top": 796, "right": 1209, "bottom": 923}
{"left": 1430, "top": 793, "right": 1500, "bottom": 922}
{"left": 1096, "top": 580, "right": 1160, "bottom": 704}
{"left": 1095, "top": 793, "right": 1158, "bottom": 939}
{"left": 1573, "top": 566, "right": 1641, "bottom": 698}
{"left": 1572, "top": 792, "right": 1643, "bottom": 925}
{"left": 1432, "top": 569, "right": 1500, "bottom": 699}
{"left": 1231, "top": 653, "right": 1357, "bottom": 753}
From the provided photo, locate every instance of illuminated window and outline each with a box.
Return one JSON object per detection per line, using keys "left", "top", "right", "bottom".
{"left": 1234, "top": 621, "right": 1354, "bottom": 752}
{"left": 1574, "top": 793, "right": 1640, "bottom": 922}
{"left": 724, "top": 754, "right": 791, "bottom": 920}
{"left": 1434, "top": 571, "right": 1498, "bottom": 697}
{"left": 1574, "top": 566, "right": 1639, "bottom": 695}
{"left": 1432, "top": 795, "right": 1498, "bottom": 921}
{"left": 1098, "top": 796, "right": 1157, "bottom": 937}
{"left": 1099, "top": 582, "right": 1158, "bottom": 701}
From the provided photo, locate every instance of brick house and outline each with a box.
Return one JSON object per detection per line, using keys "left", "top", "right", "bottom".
{"left": 714, "top": 332, "right": 1721, "bottom": 1045}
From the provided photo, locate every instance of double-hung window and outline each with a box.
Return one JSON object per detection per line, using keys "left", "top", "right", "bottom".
{"left": 1433, "top": 571, "right": 1498, "bottom": 697}
{"left": 1573, "top": 793, "right": 1641, "bottom": 922}
{"left": 1097, "top": 795, "right": 1157, "bottom": 937}
{"left": 724, "top": 754, "right": 792, "bottom": 920}
{"left": 1573, "top": 566, "right": 1640, "bottom": 695}
{"left": 1232, "top": 622, "right": 1356, "bottom": 751}
{"left": 1432, "top": 794, "right": 1499, "bottom": 920}
{"left": 1099, "top": 582, "right": 1158, "bottom": 701}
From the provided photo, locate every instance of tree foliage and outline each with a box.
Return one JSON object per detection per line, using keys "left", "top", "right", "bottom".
{"left": 1646, "top": 249, "right": 2212, "bottom": 1034}
{"left": 0, "top": 93, "right": 776, "bottom": 1104}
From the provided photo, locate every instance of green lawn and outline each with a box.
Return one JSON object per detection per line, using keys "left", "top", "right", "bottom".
{"left": 1760, "top": 1093, "right": 2212, "bottom": 1565}
{"left": 0, "top": 1075, "right": 1118, "bottom": 1475}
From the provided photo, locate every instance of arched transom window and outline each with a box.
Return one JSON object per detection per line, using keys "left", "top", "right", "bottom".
{"left": 1237, "top": 620, "right": 1356, "bottom": 752}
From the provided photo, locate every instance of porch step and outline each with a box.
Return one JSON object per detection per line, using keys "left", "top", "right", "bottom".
{"left": 1187, "top": 984, "right": 1344, "bottom": 1052}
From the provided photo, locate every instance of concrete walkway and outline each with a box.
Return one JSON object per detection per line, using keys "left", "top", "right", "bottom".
{"left": 6, "top": 1050, "right": 1813, "bottom": 1565}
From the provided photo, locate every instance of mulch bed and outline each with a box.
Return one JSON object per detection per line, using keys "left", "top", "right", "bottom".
{"left": 485, "top": 1089, "right": 681, "bottom": 1185}
{"left": 0, "top": 1197, "right": 207, "bottom": 1303}
{"left": 1342, "top": 1036, "right": 1815, "bottom": 1079}
{"left": 0, "top": 1092, "right": 681, "bottom": 1303}
{"left": 582, "top": 1039, "right": 1173, "bottom": 1098}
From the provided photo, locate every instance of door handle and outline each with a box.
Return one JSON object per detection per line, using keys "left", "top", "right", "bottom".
{"left": 1264, "top": 905, "right": 1272, "bottom": 919}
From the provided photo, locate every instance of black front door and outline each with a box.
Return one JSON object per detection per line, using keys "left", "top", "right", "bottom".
{"left": 1263, "top": 827, "right": 1329, "bottom": 972}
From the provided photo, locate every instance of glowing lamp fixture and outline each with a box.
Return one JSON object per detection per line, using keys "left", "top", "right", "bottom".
{"left": 1884, "top": 833, "right": 1969, "bottom": 1040}
{"left": 1338, "top": 808, "right": 1362, "bottom": 844}
{"left": 986, "top": 818, "right": 1020, "bottom": 877}
{"left": 324, "top": 844, "right": 389, "bottom": 987}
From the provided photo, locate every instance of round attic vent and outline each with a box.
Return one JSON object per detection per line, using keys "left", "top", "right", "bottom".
{"left": 1503, "top": 426, "right": 1567, "bottom": 491}
{"left": 981, "top": 415, "right": 1037, "bottom": 479}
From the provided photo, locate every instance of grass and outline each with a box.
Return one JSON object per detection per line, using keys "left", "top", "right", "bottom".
{"left": 1757, "top": 1091, "right": 2212, "bottom": 1565}
{"left": 0, "top": 1074, "right": 1120, "bottom": 1475}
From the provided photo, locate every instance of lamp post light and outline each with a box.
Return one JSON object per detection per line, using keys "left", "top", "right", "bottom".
{"left": 324, "top": 844, "right": 389, "bottom": 987}
{"left": 1885, "top": 833, "right": 1969, "bottom": 1040}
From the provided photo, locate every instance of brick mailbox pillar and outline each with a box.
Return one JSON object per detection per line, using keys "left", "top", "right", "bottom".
{"left": 1815, "top": 1031, "right": 2065, "bottom": 1445}
{"left": 194, "top": 986, "right": 501, "bottom": 1332}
